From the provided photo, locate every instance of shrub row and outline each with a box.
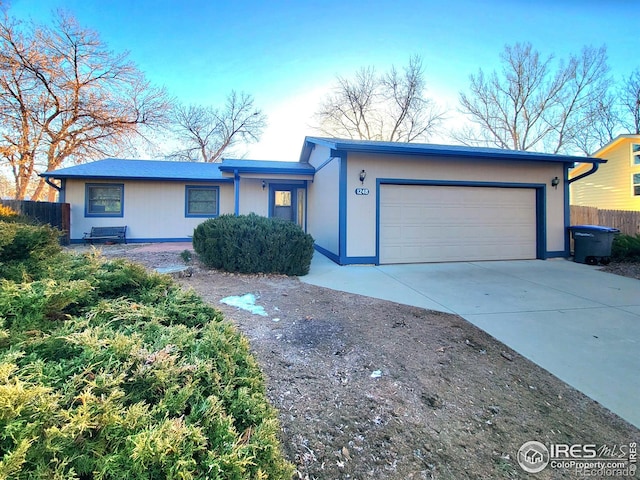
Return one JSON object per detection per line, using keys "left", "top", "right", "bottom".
{"left": 0, "top": 221, "right": 294, "bottom": 479}
{"left": 193, "top": 213, "right": 314, "bottom": 276}
{"left": 612, "top": 233, "right": 640, "bottom": 262}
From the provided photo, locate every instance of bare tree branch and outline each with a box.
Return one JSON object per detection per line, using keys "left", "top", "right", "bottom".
{"left": 314, "top": 56, "right": 445, "bottom": 142}
{"left": 0, "top": 10, "right": 172, "bottom": 200}
{"left": 170, "top": 91, "right": 266, "bottom": 162}
{"left": 456, "top": 43, "right": 612, "bottom": 154}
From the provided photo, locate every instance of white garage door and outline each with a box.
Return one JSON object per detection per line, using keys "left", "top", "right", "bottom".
{"left": 379, "top": 185, "right": 537, "bottom": 264}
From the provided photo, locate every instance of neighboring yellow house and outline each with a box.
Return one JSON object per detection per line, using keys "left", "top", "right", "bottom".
{"left": 570, "top": 134, "right": 640, "bottom": 210}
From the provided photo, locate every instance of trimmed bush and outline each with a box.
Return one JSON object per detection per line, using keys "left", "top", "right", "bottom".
{"left": 612, "top": 233, "right": 640, "bottom": 262}
{"left": 193, "top": 213, "right": 314, "bottom": 276}
{"left": 0, "top": 224, "right": 295, "bottom": 479}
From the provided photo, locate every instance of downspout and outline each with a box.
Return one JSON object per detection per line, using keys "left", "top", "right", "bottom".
{"left": 568, "top": 162, "right": 600, "bottom": 184}
{"left": 44, "top": 176, "right": 61, "bottom": 192}
{"left": 43, "top": 176, "right": 65, "bottom": 202}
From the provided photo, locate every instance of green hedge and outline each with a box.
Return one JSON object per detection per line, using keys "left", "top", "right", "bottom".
{"left": 0, "top": 225, "right": 294, "bottom": 479}
{"left": 612, "top": 233, "right": 640, "bottom": 262}
{"left": 192, "top": 214, "right": 314, "bottom": 276}
{"left": 0, "top": 221, "right": 62, "bottom": 281}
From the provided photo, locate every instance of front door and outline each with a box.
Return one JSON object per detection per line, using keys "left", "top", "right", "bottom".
{"left": 273, "top": 189, "right": 294, "bottom": 221}
{"left": 269, "top": 184, "right": 306, "bottom": 229}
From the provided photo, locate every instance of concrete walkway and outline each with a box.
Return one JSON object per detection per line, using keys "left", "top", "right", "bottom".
{"left": 301, "top": 254, "right": 640, "bottom": 428}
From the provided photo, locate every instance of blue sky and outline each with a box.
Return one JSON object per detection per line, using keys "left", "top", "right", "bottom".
{"left": 8, "top": 0, "right": 640, "bottom": 160}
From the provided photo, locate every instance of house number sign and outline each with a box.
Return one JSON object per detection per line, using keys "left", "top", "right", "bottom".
{"left": 355, "top": 188, "right": 370, "bottom": 195}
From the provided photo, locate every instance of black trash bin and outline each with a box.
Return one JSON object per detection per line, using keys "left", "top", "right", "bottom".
{"left": 569, "top": 225, "right": 620, "bottom": 265}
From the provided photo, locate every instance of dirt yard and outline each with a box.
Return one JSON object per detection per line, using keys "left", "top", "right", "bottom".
{"left": 72, "top": 244, "right": 639, "bottom": 480}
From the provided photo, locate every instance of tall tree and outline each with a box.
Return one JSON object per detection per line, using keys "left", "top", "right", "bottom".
{"left": 170, "top": 91, "right": 266, "bottom": 162}
{"left": 0, "top": 10, "right": 171, "bottom": 200}
{"left": 457, "top": 43, "right": 611, "bottom": 154}
{"left": 620, "top": 68, "right": 640, "bottom": 134}
{"left": 315, "top": 56, "right": 445, "bottom": 142}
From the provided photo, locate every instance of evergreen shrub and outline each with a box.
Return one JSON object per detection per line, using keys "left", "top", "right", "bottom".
{"left": 611, "top": 233, "right": 640, "bottom": 262}
{"left": 192, "top": 213, "right": 314, "bottom": 276}
{"left": 0, "top": 224, "right": 294, "bottom": 479}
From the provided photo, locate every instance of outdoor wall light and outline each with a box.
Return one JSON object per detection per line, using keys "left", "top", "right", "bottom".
{"left": 551, "top": 176, "right": 560, "bottom": 189}
{"left": 262, "top": 180, "right": 266, "bottom": 190}
{"left": 359, "top": 169, "right": 366, "bottom": 184}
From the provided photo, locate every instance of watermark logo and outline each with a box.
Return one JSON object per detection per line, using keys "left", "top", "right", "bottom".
{"left": 517, "top": 441, "right": 637, "bottom": 476}
{"left": 517, "top": 441, "right": 550, "bottom": 473}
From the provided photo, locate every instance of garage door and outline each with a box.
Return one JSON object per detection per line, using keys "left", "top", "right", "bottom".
{"left": 379, "top": 185, "right": 537, "bottom": 264}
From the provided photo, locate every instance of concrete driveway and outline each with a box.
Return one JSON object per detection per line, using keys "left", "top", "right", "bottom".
{"left": 302, "top": 254, "right": 640, "bottom": 428}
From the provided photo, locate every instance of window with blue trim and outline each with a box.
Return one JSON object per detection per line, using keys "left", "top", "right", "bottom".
{"left": 186, "top": 186, "right": 219, "bottom": 217}
{"left": 86, "top": 184, "right": 123, "bottom": 216}
{"left": 633, "top": 173, "right": 640, "bottom": 196}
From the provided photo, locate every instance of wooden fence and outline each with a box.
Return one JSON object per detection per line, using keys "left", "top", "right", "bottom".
{"left": 0, "top": 199, "right": 71, "bottom": 244}
{"left": 570, "top": 205, "right": 640, "bottom": 236}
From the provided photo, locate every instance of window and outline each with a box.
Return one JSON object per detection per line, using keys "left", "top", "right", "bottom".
{"left": 86, "top": 184, "right": 123, "bottom": 216}
{"left": 633, "top": 144, "right": 640, "bottom": 165}
{"left": 634, "top": 173, "right": 640, "bottom": 196}
{"left": 186, "top": 186, "right": 219, "bottom": 217}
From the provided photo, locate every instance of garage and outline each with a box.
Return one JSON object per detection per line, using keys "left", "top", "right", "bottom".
{"left": 379, "top": 184, "right": 538, "bottom": 264}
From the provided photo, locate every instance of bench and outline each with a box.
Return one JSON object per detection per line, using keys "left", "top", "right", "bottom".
{"left": 83, "top": 226, "right": 127, "bottom": 244}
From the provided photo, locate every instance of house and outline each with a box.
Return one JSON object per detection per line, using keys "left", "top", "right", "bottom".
{"left": 41, "top": 136, "right": 604, "bottom": 265}
{"left": 570, "top": 134, "right": 640, "bottom": 211}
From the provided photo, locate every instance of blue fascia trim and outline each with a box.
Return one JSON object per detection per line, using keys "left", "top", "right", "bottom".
{"left": 84, "top": 183, "right": 124, "bottom": 218}
{"left": 219, "top": 165, "right": 315, "bottom": 176}
{"left": 233, "top": 170, "right": 240, "bottom": 216}
{"left": 46, "top": 174, "right": 233, "bottom": 183}
{"left": 376, "top": 178, "right": 548, "bottom": 261}
{"left": 336, "top": 150, "right": 348, "bottom": 265}
{"left": 184, "top": 185, "right": 220, "bottom": 218}
{"left": 70, "top": 237, "right": 193, "bottom": 245}
{"left": 313, "top": 244, "right": 340, "bottom": 264}
{"left": 304, "top": 137, "right": 604, "bottom": 165}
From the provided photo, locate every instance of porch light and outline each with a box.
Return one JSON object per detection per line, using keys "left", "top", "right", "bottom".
{"left": 359, "top": 169, "right": 366, "bottom": 184}
{"left": 551, "top": 176, "right": 559, "bottom": 189}
{"left": 262, "top": 180, "right": 266, "bottom": 190}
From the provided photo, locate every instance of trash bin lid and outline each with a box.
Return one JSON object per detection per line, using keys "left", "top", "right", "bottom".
{"left": 569, "top": 225, "right": 620, "bottom": 233}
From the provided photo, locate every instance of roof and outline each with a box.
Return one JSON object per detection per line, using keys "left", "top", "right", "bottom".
{"left": 41, "top": 158, "right": 232, "bottom": 182}
{"left": 301, "top": 136, "right": 606, "bottom": 165}
{"left": 570, "top": 134, "right": 639, "bottom": 177}
{"left": 219, "top": 159, "right": 315, "bottom": 175}
{"left": 592, "top": 134, "right": 640, "bottom": 157}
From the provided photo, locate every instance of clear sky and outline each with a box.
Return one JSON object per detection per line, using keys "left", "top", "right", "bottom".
{"left": 8, "top": 0, "right": 640, "bottom": 160}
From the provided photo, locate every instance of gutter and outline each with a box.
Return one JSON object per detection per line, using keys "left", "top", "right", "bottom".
{"left": 43, "top": 176, "right": 61, "bottom": 192}
{"left": 568, "top": 162, "right": 602, "bottom": 184}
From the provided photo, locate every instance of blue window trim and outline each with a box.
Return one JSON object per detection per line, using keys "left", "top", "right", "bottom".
{"left": 185, "top": 185, "right": 220, "bottom": 218}
{"left": 85, "top": 183, "right": 124, "bottom": 218}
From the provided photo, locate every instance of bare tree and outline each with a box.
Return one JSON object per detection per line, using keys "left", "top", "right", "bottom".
{"left": 170, "top": 91, "right": 266, "bottom": 162}
{"left": 457, "top": 43, "right": 611, "bottom": 154}
{"left": 0, "top": 10, "right": 171, "bottom": 200}
{"left": 315, "top": 56, "right": 445, "bottom": 142}
{"left": 620, "top": 69, "right": 640, "bottom": 134}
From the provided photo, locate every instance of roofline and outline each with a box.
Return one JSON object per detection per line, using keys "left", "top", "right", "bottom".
{"left": 218, "top": 165, "right": 315, "bottom": 175}
{"left": 592, "top": 134, "right": 640, "bottom": 157}
{"left": 39, "top": 172, "right": 234, "bottom": 183}
{"left": 302, "top": 136, "right": 606, "bottom": 165}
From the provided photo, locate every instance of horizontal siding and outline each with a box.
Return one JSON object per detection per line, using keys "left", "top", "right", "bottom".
{"left": 570, "top": 140, "right": 640, "bottom": 210}
{"left": 65, "top": 180, "right": 234, "bottom": 241}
